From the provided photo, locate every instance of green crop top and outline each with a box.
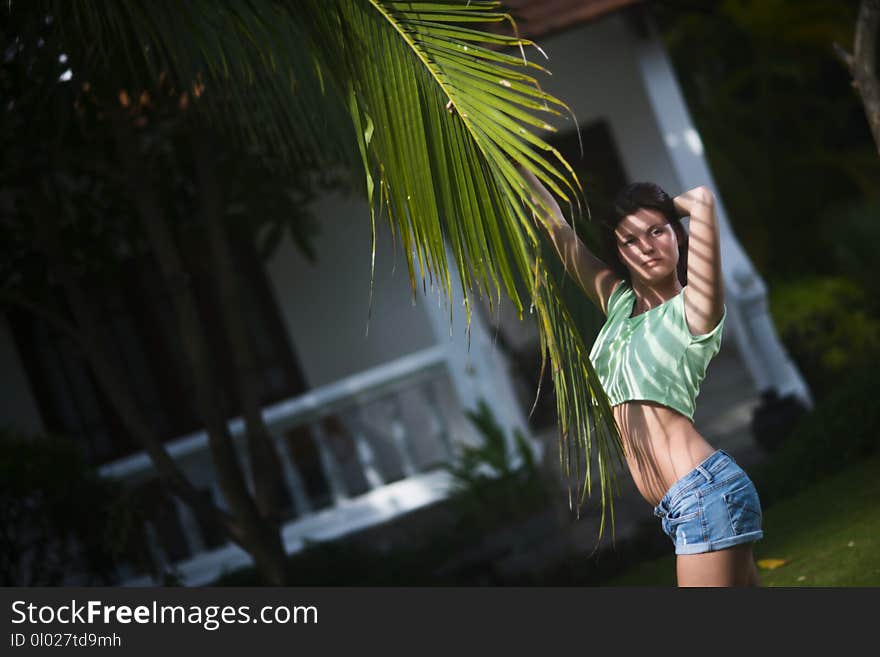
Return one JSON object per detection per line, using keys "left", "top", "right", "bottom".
{"left": 588, "top": 280, "right": 726, "bottom": 421}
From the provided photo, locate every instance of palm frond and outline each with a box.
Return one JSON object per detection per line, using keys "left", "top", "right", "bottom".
{"left": 44, "top": 0, "right": 626, "bottom": 536}
{"left": 54, "top": 0, "right": 357, "bottom": 171}
{"left": 302, "top": 0, "right": 625, "bottom": 534}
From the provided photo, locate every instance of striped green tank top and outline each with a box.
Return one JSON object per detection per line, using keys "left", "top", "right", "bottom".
{"left": 588, "top": 280, "right": 726, "bottom": 421}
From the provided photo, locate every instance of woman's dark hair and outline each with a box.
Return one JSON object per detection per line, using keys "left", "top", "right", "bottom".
{"left": 598, "top": 182, "right": 688, "bottom": 286}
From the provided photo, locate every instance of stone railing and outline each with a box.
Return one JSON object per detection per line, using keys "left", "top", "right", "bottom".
{"left": 100, "top": 345, "right": 476, "bottom": 585}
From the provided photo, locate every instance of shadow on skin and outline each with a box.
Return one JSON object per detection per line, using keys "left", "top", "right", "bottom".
{"left": 614, "top": 403, "right": 673, "bottom": 506}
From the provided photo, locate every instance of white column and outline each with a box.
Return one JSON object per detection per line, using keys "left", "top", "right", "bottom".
{"left": 388, "top": 396, "right": 418, "bottom": 477}
{"left": 634, "top": 20, "right": 813, "bottom": 408}
{"left": 310, "top": 420, "right": 349, "bottom": 504}
{"left": 422, "top": 379, "right": 455, "bottom": 460}
{"left": 272, "top": 429, "right": 314, "bottom": 516}
{"left": 347, "top": 421, "right": 386, "bottom": 490}
{"left": 173, "top": 495, "right": 206, "bottom": 557}
{"left": 143, "top": 521, "right": 169, "bottom": 583}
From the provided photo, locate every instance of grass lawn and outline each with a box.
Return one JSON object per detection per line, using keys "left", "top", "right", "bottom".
{"left": 604, "top": 454, "right": 880, "bottom": 586}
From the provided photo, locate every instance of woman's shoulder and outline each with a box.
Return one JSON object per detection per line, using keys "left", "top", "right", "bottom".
{"left": 604, "top": 278, "right": 630, "bottom": 316}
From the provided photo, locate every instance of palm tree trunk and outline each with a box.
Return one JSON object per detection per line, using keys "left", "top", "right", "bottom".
{"left": 111, "top": 116, "right": 289, "bottom": 585}
{"left": 192, "top": 131, "right": 286, "bottom": 524}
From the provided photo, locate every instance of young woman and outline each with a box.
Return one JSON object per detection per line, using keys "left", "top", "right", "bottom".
{"left": 522, "top": 169, "right": 764, "bottom": 587}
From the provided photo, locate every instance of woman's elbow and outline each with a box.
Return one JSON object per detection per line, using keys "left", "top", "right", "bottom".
{"left": 695, "top": 186, "right": 715, "bottom": 205}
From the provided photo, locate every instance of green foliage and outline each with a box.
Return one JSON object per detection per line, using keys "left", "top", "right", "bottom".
{"left": 36, "top": 0, "right": 625, "bottom": 524}
{"left": 441, "top": 399, "right": 552, "bottom": 536}
{"left": 752, "top": 365, "right": 880, "bottom": 507}
{"left": 769, "top": 276, "right": 880, "bottom": 401}
{"left": 0, "top": 428, "right": 145, "bottom": 585}
{"left": 1, "top": 7, "right": 327, "bottom": 306}
{"left": 822, "top": 199, "right": 880, "bottom": 318}
{"left": 656, "top": 0, "right": 879, "bottom": 282}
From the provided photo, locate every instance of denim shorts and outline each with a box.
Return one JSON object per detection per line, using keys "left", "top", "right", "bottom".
{"left": 653, "top": 450, "right": 764, "bottom": 555}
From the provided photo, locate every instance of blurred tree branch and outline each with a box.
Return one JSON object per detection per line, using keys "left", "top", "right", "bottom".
{"left": 834, "top": 0, "right": 880, "bottom": 155}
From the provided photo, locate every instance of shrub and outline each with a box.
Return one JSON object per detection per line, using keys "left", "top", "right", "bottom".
{"left": 769, "top": 275, "right": 880, "bottom": 402}
{"left": 752, "top": 365, "right": 880, "bottom": 507}
{"left": 824, "top": 199, "right": 880, "bottom": 319}
{"left": 441, "top": 399, "right": 552, "bottom": 537}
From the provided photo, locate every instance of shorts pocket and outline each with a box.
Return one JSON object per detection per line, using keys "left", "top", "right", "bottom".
{"left": 664, "top": 493, "right": 701, "bottom": 526}
{"left": 722, "top": 478, "right": 762, "bottom": 535}
{"left": 665, "top": 510, "right": 700, "bottom": 526}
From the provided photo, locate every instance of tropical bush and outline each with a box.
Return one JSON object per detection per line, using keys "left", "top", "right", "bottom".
{"left": 752, "top": 364, "right": 880, "bottom": 507}
{"left": 768, "top": 275, "right": 880, "bottom": 402}
{"left": 823, "top": 199, "right": 880, "bottom": 319}
{"left": 442, "top": 399, "right": 553, "bottom": 537}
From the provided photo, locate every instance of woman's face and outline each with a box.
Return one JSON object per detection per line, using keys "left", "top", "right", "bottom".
{"left": 614, "top": 207, "right": 679, "bottom": 284}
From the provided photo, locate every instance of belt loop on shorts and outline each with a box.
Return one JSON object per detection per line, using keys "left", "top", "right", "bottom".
{"left": 696, "top": 465, "right": 712, "bottom": 483}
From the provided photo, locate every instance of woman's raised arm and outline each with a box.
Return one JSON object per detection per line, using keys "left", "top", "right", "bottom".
{"left": 675, "top": 186, "right": 725, "bottom": 335}
{"left": 520, "top": 167, "right": 622, "bottom": 316}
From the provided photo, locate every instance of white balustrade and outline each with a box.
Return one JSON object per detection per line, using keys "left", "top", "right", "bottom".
{"left": 99, "top": 345, "right": 475, "bottom": 585}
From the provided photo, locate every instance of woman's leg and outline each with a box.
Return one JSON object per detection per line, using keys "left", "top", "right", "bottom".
{"left": 676, "top": 543, "right": 761, "bottom": 587}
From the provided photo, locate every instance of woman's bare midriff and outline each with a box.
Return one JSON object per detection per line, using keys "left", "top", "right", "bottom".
{"left": 613, "top": 400, "right": 717, "bottom": 507}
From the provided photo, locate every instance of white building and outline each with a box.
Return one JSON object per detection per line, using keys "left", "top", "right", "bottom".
{"left": 0, "top": 0, "right": 809, "bottom": 585}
